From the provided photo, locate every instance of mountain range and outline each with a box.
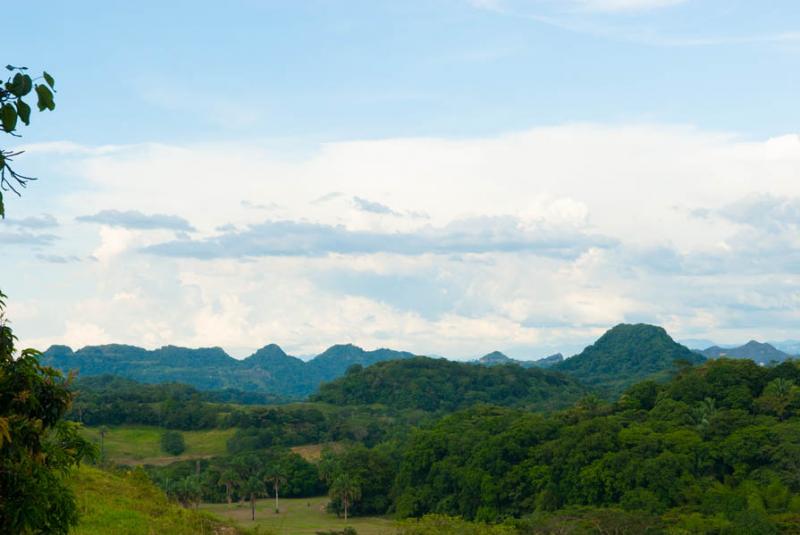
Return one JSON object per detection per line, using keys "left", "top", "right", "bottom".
{"left": 42, "top": 322, "right": 716, "bottom": 399}
{"left": 41, "top": 343, "right": 416, "bottom": 398}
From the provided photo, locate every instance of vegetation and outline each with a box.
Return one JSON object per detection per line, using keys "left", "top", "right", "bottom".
{"left": 70, "top": 465, "right": 249, "bottom": 534}
{"left": 161, "top": 430, "right": 186, "bottom": 456}
{"left": 313, "top": 357, "right": 585, "bottom": 412}
{"left": 201, "top": 495, "right": 395, "bottom": 535}
{"left": 0, "top": 65, "right": 56, "bottom": 216}
{"left": 0, "top": 68, "right": 96, "bottom": 533}
{"left": 554, "top": 323, "right": 705, "bottom": 396}
{"left": 80, "top": 425, "right": 234, "bottom": 465}
{"left": 392, "top": 358, "right": 800, "bottom": 531}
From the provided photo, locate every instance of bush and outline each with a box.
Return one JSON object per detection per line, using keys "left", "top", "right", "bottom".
{"left": 161, "top": 430, "right": 186, "bottom": 455}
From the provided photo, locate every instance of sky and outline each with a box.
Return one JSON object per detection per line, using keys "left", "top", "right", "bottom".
{"left": 2, "top": 0, "right": 800, "bottom": 359}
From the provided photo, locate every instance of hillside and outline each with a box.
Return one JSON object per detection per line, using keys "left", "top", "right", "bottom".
{"left": 70, "top": 466, "right": 248, "bottom": 534}
{"left": 312, "top": 356, "right": 586, "bottom": 411}
{"left": 700, "top": 340, "right": 791, "bottom": 365}
{"left": 554, "top": 323, "right": 705, "bottom": 394}
{"left": 42, "top": 343, "right": 417, "bottom": 398}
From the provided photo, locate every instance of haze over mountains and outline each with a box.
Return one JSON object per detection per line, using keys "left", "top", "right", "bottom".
{"left": 697, "top": 340, "right": 794, "bottom": 365}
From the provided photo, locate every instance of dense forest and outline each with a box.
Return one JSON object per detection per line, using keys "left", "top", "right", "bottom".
{"left": 313, "top": 357, "right": 586, "bottom": 411}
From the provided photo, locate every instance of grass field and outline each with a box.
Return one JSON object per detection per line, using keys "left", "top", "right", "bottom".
{"left": 81, "top": 425, "right": 235, "bottom": 465}
{"left": 71, "top": 465, "right": 249, "bottom": 534}
{"left": 202, "top": 496, "right": 397, "bottom": 535}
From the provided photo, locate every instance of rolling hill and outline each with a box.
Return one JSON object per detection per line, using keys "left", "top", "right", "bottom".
{"left": 312, "top": 356, "right": 587, "bottom": 411}
{"left": 554, "top": 323, "right": 705, "bottom": 395}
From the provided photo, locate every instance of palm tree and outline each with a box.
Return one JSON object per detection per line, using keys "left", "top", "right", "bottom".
{"left": 329, "top": 474, "right": 362, "bottom": 522}
{"left": 240, "top": 475, "right": 263, "bottom": 521}
{"left": 218, "top": 468, "right": 237, "bottom": 506}
{"left": 264, "top": 469, "right": 288, "bottom": 513}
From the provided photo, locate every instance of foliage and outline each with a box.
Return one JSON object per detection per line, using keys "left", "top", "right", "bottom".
{"left": 147, "top": 448, "right": 324, "bottom": 505}
{"left": 160, "top": 430, "right": 186, "bottom": 455}
{"left": 391, "top": 358, "right": 800, "bottom": 531}
{"left": 0, "top": 65, "right": 56, "bottom": 217}
{"left": 397, "top": 514, "right": 517, "bottom": 535}
{"left": 313, "top": 356, "right": 585, "bottom": 412}
{"left": 69, "top": 465, "right": 251, "bottom": 534}
{"left": 0, "top": 290, "right": 96, "bottom": 533}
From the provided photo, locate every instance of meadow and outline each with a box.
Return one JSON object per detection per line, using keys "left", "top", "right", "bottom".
{"left": 80, "top": 425, "right": 235, "bottom": 465}
{"left": 202, "top": 496, "right": 397, "bottom": 535}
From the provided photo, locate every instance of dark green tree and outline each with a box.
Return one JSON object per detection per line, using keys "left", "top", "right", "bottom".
{"left": 161, "top": 430, "right": 186, "bottom": 456}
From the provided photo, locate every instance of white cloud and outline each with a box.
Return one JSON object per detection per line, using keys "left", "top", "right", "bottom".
{"left": 6, "top": 123, "right": 800, "bottom": 357}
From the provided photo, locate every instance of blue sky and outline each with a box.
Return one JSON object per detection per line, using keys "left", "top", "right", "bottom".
{"left": 2, "top": 0, "right": 800, "bottom": 358}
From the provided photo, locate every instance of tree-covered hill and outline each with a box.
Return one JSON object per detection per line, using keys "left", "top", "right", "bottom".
{"left": 554, "top": 323, "right": 705, "bottom": 395}
{"left": 391, "top": 358, "right": 800, "bottom": 532}
{"left": 41, "top": 343, "right": 418, "bottom": 398}
{"left": 312, "top": 356, "right": 587, "bottom": 412}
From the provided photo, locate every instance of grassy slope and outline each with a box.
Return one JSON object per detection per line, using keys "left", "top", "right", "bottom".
{"left": 81, "top": 425, "right": 235, "bottom": 465}
{"left": 202, "top": 496, "right": 396, "bottom": 535}
{"left": 71, "top": 465, "right": 250, "bottom": 535}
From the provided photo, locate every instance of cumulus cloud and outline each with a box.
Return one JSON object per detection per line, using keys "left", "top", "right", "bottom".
{"left": 142, "top": 216, "right": 615, "bottom": 259}
{"left": 76, "top": 209, "right": 196, "bottom": 232}
{"left": 8, "top": 124, "right": 800, "bottom": 356}
{"left": 719, "top": 194, "right": 800, "bottom": 232}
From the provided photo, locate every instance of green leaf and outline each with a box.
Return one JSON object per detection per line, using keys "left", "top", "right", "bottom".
{"left": 1, "top": 103, "right": 18, "bottom": 132}
{"left": 34, "top": 84, "right": 55, "bottom": 111}
{"left": 6, "top": 73, "right": 33, "bottom": 97}
{"left": 43, "top": 71, "right": 55, "bottom": 89}
{"left": 16, "top": 100, "right": 31, "bottom": 125}
{"left": 5, "top": 65, "right": 15, "bottom": 71}
{"left": 0, "top": 191, "right": 4, "bottom": 219}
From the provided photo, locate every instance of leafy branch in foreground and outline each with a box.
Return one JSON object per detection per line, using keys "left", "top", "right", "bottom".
{"left": 0, "top": 64, "right": 56, "bottom": 217}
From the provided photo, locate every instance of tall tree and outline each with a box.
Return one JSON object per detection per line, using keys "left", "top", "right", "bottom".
{"left": 329, "top": 474, "right": 362, "bottom": 522}
{"left": 264, "top": 467, "right": 287, "bottom": 513}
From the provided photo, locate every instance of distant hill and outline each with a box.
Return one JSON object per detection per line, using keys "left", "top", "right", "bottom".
{"left": 312, "top": 356, "right": 586, "bottom": 412}
{"left": 554, "top": 323, "right": 705, "bottom": 395}
{"left": 771, "top": 340, "right": 800, "bottom": 356}
{"left": 41, "top": 343, "right": 417, "bottom": 399}
{"left": 474, "top": 351, "right": 564, "bottom": 368}
{"left": 700, "top": 340, "right": 791, "bottom": 365}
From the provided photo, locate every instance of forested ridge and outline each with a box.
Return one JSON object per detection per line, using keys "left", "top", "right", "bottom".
{"left": 41, "top": 342, "right": 417, "bottom": 398}
{"left": 313, "top": 356, "right": 586, "bottom": 411}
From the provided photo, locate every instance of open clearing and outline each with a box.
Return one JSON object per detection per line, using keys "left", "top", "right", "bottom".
{"left": 202, "top": 495, "right": 397, "bottom": 535}
{"left": 81, "top": 425, "right": 234, "bottom": 465}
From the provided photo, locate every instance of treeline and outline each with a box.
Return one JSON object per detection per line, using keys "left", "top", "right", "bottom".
{"left": 313, "top": 357, "right": 586, "bottom": 411}
{"left": 69, "top": 375, "right": 284, "bottom": 428}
